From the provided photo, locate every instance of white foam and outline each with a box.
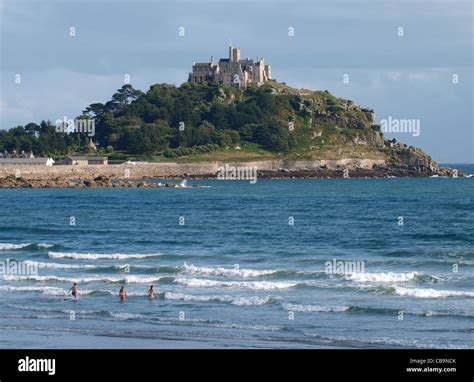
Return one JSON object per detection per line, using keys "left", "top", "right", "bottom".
{"left": 44, "top": 288, "right": 85, "bottom": 296}
{"left": 123, "top": 291, "right": 148, "bottom": 297}
{"left": 0, "top": 274, "right": 162, "bottom": 284}
{"left": 6, "top": 305, "right": 106, "bottom": 316}
{"left": 344, "top": 271, "right": 421, "bottom": 283}
{"left": 48, "top": 251, "right": 161, "bottom": 260}
{"left": 0, "top": 243, "right": 31, "bottom": 250}
{"left": 214, "top": 322, "right": 281, "bottom": 331}
{"left": 43, "top": 288, "right": 110, "bottom": 296}
{"left": 394, "top": 286, "right": 474, "bottom": 298}
{"left": 424, "top": 311, "right": 449, "bottom": 317}
{"left": 164, "top": 291, "right": 271, "bottom": 306}
{"left": 23, "top": 261, "right": 153, "bottom": 271}
{"left": 23, "top": 260, "right": 97, "bottom": 269}
{"left": 182, "top": 263, "right": 277, "bottom": 278}
{"left": 0, "top": 285, "right": 115, "bottom": 296}
{"left": 0, "top": 285, "right": 66, "bottom": 295}
{"left": 175, "top": 277, "right": 297, "bottom": 290}
{"left": 308, "top": 333, "right": 472, "bottom": 349}
{"left": 282, "top": 303, "right": 348, "bottom": 313}
{"left": 231, "top": 296, "right": 273, "bottom": 306}
{"left": 37, "top": 243, "right": 54, "bottom": 249}
{"left": 115, "top": 275, "right": 163, "bottom": 284}
{"left": 109, "top": 312, "right": 145, "bottom": 320}
{"left": 0, "top": 275, "right": 72, "bottom": 282}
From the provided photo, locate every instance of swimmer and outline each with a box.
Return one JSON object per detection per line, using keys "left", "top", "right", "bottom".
{"left": 68, "top": 283, "right": 78, "bottom": 299}
{"left": 119, "top": 286, "right": 127, "bottom": 303}
{"left": 148, "top": 285, "right": 154, "bottom": 299}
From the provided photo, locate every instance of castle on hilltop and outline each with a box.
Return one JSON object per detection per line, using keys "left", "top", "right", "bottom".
{"left": 188, "top": 45, "right": 272, "bottom": 89}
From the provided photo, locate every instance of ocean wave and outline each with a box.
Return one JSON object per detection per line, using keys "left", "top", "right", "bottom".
{"left": 0, "top": 285, "right": 275, "bottom": 304}
{"left": 424, "top": 311, "right": 451, "bottom": 317}
{"left": 6, "top": 304, "right": 110, "bottom": 316}
{"left": 45, "top": 288, "right": 105, "bottom": 296}
{"left": 212, "top": 322, "right": 282, "bottom": 331}
{"left": 148, "top": 266, "right": 181, "bottom": 274}
{"left": 421, "top": 310, "right": 474, "bottom": 318}
{"left": 281, "top": 303, "right": 468, "bottom": 317}
{"left": 344, "top": 271, "right": 440, "bottom": 283}
{"left": 380, "top": 250, "right": 415, "bottom": 258}
{"left": 0, "top": 275, "right": 73, "bottom": 283}
{"left": 182, "top": 263, "right": 278, "bottom": 278}
{"left": 282, "top": 303, "right": 348, "bottom": 313}
{"left": 0, "top": 243, "right": 32, "bottom": 250}
{"left": 108, "top": 312, "right": 145, "bottom": 320}
{"left": 0, "top": 242, "right": 57, "bottom": 250}
{"left": 48, "top": 251, "right": 162, "bottom": 260}
{"left": 0, "top": 285, "right": 117, "bottom": 297}
{"left": 303, "top": 332, "right": 471, "bottom": 349}
{"left": 0, "top": 285, "right": 68, "bottom": 295}
{"left": 289, "top": 303, "right": 474, "bottom": 319}
{"left": 393, "top": 286, "right": 474, "bottom": 298}
{"left": 446, "top": 251, "right": 474, "bottom": 258}
{"left": 164, "top": 291, "right": 273, "bottom": 306}
{"left": 174, "top": 277, "right": 297, "bottom": 290}
{"left": 0, "top": 274, "right": 163, "bottom": 284}
{"left": 22, "top": 261, "right": 175, "bottom": 273}
{"left": 37, "top": 243, "right": 55, "bottom": 249}
{"left": 23, "top": 260, "right": 97, "bottom": 270}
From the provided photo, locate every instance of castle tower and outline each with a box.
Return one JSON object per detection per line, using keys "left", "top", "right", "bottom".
{"left": 233, "top": 48, "right": 240, "bottom": 62}
{"left": 229, "top": 46, "right": 240, "bottom": 62}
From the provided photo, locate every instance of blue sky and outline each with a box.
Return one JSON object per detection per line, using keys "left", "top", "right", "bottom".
{"left": 1, "top": 0, "right": 472, "bottom": 162}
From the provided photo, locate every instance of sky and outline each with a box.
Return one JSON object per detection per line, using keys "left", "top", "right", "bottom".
{"left": 0, "top": 0, "right": 472, "bottom": 163}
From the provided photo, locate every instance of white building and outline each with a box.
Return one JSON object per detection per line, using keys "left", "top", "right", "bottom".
{"left": 63, "top": 156, "right": 108, "bottom": 165}
{"left": 0, "top": 158, "right": 55, "bottom": 166}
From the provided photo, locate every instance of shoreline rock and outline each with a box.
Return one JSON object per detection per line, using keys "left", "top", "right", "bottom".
{"left": 0, "top": 167, "right": 468, "bottom": 189}
{"left": 0, "top": 176, "right": 203, "bottom": 189}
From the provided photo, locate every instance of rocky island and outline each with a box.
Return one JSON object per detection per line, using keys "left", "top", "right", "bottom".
{"left": 0, "top": 60, "right": 467, "bottom": 188}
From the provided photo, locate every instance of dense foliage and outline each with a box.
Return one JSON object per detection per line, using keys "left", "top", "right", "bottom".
{"left": 1, "top": 83, "right": 299, "bottom": 157}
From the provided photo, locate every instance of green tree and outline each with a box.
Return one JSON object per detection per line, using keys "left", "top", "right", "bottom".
{"left": 253, "top": 121, "right": 294, "bottom": 152}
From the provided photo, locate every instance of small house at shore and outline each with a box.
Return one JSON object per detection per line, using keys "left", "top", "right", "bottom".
{"left": 63, "top": 156, "right": 108, "bottom": 166}
{"left": 0, "top": 158, "right": 55, "bottom": 166}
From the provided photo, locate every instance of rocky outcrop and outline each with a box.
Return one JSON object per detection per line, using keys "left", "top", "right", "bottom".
{"left": 386, "top": 145, "right": 439, "bottom": 172}
{"left": 0, "top": 176, "right": 203, "bottom": 189}
{"left": 0, "top": 156, "right": 468, "bottom": 187}
{"left": 0, "top": 164, "right": 468, "bottom": 188}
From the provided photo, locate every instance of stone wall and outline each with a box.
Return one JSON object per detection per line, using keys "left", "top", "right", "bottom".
{"left": 0, "top": 158, "right": 386, "bottom": 180}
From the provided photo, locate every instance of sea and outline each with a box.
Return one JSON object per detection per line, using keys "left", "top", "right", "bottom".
{"left": 0, "top": 164, "right": 473, "bottom": 348}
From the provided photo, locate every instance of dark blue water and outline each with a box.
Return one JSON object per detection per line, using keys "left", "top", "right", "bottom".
{"left": 0, "top": 168, "right": 473, "bottom": 348}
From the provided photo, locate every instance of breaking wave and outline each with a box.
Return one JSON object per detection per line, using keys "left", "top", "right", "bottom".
{"left": 48, "top": 251, "right": 162, "bottom": 260}
{"left": 174, "top": 277, "right": 297, "bottom": 290}
{"left": 182, "top": 263, "right": 278, "bottom": 278}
